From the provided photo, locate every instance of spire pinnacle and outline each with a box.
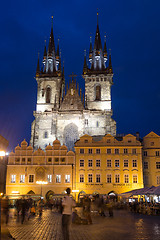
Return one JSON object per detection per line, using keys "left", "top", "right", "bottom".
{"left": 36, "top": 52, "right": 40, "bottom": 77}
{"left": 97, "top": 9, "right": 99, "bottom": 25}
{"left": 108, "top": 49, "right": 113, "bottom": 74}
{"left": 83, "top": 49, "right": 88, "bottom": 75}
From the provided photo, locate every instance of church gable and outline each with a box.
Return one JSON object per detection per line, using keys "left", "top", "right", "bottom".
{"left": 60, "top": 81, "right": 84, "bottom": 111}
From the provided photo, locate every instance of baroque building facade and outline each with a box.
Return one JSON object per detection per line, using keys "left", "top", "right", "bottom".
{"left": 74, "top": 134, "right": 144, "bottom": 199}
{"left": 6, "top": 139, "right": 75, "bottom": 200}
{"left": 142, "top": 132, "right": 160, "bottom": 187}
{"left": 30, "top": 16, "right": 116, "bottom": 151}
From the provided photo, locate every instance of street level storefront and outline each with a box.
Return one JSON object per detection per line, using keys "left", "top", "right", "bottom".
{"left": 121, "top": 185, "right": 160, "bottom": 203}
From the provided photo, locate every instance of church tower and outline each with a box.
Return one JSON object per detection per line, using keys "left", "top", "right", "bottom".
{"left": 83, "top": 13, "right": 113, "bottom": 111}
{"left": 82, "top": 13, "right": 116, "bottom": 136}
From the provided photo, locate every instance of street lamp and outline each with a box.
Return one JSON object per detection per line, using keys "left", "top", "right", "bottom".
{"left": 36, "top": 181, "right": 48, "bottom": 197}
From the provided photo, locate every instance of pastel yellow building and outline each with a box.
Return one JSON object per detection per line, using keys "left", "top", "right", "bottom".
{"left": 74, "top": 134, "right": 144, "bottom": 199}
{"left": 143, "top": 131, "right": 160, "bottom": 187}
{"left": 6, "top": 139, "right": 75, "bottom": 200}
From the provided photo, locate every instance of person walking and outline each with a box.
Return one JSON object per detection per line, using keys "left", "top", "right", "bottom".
{"left": 62, "top": 188, "right": 76, "bottom": 240}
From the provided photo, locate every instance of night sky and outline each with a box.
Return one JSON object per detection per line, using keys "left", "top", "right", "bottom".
{"left": 1, "top": 0, "right": 160, "bottom": 151}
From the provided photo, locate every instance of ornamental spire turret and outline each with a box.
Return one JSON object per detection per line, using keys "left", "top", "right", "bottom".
{"left": 103, "top": 34, "right": 107, "bottom": 62}
{"left": 108, "top": 50, "right": 113, "bottom": 74}
{"left": 36, "top": 53, "right": 40, "bottom": 77}
{"left": 83, "top": 50, "right": 88, "bottom": 75}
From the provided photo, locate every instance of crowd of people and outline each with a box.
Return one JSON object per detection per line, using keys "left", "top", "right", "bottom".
{"left": 128, "top": 201, "right": 160, "bottom": 215}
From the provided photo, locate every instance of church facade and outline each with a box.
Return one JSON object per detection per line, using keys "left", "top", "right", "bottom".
{"left": 30, "top": 16, "right": 116, "bottom": 151}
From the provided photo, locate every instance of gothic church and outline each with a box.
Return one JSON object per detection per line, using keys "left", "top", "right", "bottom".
{"left": 30, "top": 16, "right": 116, "bottom": 151}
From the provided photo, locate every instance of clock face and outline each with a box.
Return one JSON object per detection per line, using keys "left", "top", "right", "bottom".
{"left": 71, "top": 88, "right": 75, "bottom": 95}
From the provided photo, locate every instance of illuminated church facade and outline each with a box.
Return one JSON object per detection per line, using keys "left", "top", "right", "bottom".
{"left": 30, "top": 17, "right": 116, "bottom": 151}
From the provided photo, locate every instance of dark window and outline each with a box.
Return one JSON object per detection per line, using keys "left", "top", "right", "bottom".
{"left": 115, "top": 175, "right": 120, "bottom": 183}
{"left": 156, "top": 162, "right": 160, "bottom": 169}
{"left": 96, "top": 160, "right": 101, "bottom": 167}
{"left": 27, "top": 158, "right": 31, "bottom": 163}
{"left": 55, "top": 158, "right": 59, "bottom": 162}
{"left": 46, "top": 87, "right": 51, "bottom": 103}
{"left": 88, "top": 149, "right": 92, "bottom": 154}
{"left": 29, "top": 175, "right": 34, "bottom": 183}
{"left": 143, "top": 151, "right": 147, "bottom": 156}
{"left": 15, "top": 158, "right": 20, "bottom": 163}
{"left": 107, "top": 174, "right": 111, "bottom": 183}
{"left": 88, "top": 174, "right": 92, "bottom": 183}
{"left": 156, "top": 151, "right": 160, "bottom": 156}
{"left": 48, "top": 158, "right": 52, "bottom": 163}
{"left": 80, "top": 149, "right": 84, "bottom": 154}
{"left": 107, "top": 139, "right": 111, "bottom": 143}
{"left": 96, "top": 174, "right": 101, "bottom": 183}
{"left": 88, "top": 159, "right": 93, "bottom": 167}
{"left": 144, "top": 162, "right": 148, "bottom": 169}
{"left": 61, "top": 158, "right": 65, "bottom": 162}
{"left": 124, "top": 149, "right": 128, "bottom": 154}
{"left": 132, "top": 160, "right": 137, "bottom": 168}
{"left": 44, "top": 131, "right": 48, "bottom": 138}
{"left": 107, "top": 149, "right": 111, "bottom": 154}
{"left": 115, "top": 160, "right": 119, "bottom": 167}
{"left": 151, "top": 142, "right": 154, "bottom": 146}
{"left": 80, "top": 174, "right": 84, "bottom": 182}
{"left": 132, "top": 149, "right": 137, "bottom": 154}
{"left": 124, "top": 160, "right": 128, "bottom": 168}
{"left": 107, "top": 160, "right": 111, "bottom": 167}
{"left": 96, "top": 149, "right": 100, "bottom": 154}
{"left": 95, "top": 85, "right": 101, "bottom": 100}
{"left": 84, "top": 140, "right": 88, "bottom": 143}
{"left": 80, "top": 160, "right": 84, "bottom": 167}
{"left": 115, "top": 149, "right": 119, "bottom": 154}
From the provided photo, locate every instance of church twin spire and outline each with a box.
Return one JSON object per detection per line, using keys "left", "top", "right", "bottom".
{"left": 36, "top": 17, "right": 62, "bottom": 78}
{"left": 83, "top": 13, "right": 113, "bottom": 75}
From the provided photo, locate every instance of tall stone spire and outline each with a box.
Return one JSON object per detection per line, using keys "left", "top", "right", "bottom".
{"left": 108, "top": 50, "right": 113, "bottom": 74}
{"left": 36, "top": 53, "right": 40, "bottom": 77}
{"left": 83, "top": 50, "right": 87, "bottom": 75}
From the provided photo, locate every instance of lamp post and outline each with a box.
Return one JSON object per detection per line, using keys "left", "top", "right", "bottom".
{"left": 36, "top": 181, "right": 48, "bottom": 197}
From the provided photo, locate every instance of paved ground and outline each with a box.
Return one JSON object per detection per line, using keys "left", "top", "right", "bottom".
{"left": 3, "top": 209, "right": 160, "bottom": 240}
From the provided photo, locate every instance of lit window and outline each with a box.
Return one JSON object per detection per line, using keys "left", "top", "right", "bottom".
{"left": 156, "top": 162, "right": 160, "bottom": 169}
{"left": 107, "top": 160, "right": 111, "bottom": 168}
{"left": 56, "top": 175, "right": 61, "bottom": 183}
{"left": 144, "top": 162, "right": 148, "bottom": 169}
{"left": 115, "top": 174, "right": 120, "bottom": 183}
{"left": 80, "top": 160, "right": 84, "bottom": 167}
{"left": 96, "top": 160, "right": 101, "bottom": 167}
{"left": 107, "top": 174, "right": 112, "bottom": 183}
{"left": 96, "top": 174, "right": 101, "bottom": 183}
{"left": 124, "top": 160, "right": 128, "bottom": 168}
{"left": 65, "top": 175, "right": 70, "bottom": 183}
{"left": 11, "top": 175, "right": 16, "bottom": 183}
{"left": 115, "top": 149, "right": 119, "bottom": 154}
{"left": 80, "top": 174, "right": 84, "bottom": 183}
{"left": 20, "top": 175, "right": 25, "bottom": 183}
{"left": 133, "top": 175, "right": 137, "bottom": 183}
{"left": 115, "top": 160, "right": 119, "bottom": 167}
{"left": 47, "top": 175, "right": 52, "bottom": 183}
{"left": 29, "top": 175, "right": 34, "bottom": 183}
{"left": 96, "top": 149, "right": 101, "bottom": 154}
{"left": 88, "top": 174, "right": 92, "bottom": 183}
{"left": 88, "top": 159, "right": 93, "bottom": 167}
{"left": 80, "top": 149, "right": 84, "bottom": 154}
{"left": 124, "top": 174, "right": 129, "bottom": 183}
{"left": 132, "top": 160, "right": 137, "bottom": 168}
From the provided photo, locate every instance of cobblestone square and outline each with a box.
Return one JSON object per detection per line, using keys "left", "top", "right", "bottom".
{"left": 3, "top": 209, "right": 160, "bottom": 240}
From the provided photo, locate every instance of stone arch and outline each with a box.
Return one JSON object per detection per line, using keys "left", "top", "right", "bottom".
{"left": 95, "top": 84, "right": 101, "bottom": 101}
{"left": 46, "top": 86, "right": 51, "bottom": 103}
{"left": 108, "top": 191, "right": 118, "bottom": 200}
{"left": 27, "top": 190, "right": 35, "bottom": 195}
{"left": 46, "top": 190, "right": 54, "bottom": 201}
{"left": 78, "top": 190, "right": 86, "bottom": 200}
{"left": 63, "top": 123, "right": 79, "bottom": 151}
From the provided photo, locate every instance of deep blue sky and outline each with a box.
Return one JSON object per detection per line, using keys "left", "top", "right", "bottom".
{"left": 1, "top": 0, "right": 160, "bottom": 151}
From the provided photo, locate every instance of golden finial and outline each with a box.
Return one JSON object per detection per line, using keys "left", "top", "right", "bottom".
{"left": 97, "top": 9, "right": 99, "bottom": 24}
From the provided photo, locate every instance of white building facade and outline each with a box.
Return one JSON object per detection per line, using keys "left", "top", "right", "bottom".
{"left": 30, "top": 17, "right": 116, "bottom": 151}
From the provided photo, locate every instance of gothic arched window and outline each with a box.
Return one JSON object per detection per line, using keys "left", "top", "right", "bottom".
{"left": 46, "top": 86, "right": 51, "bottom": 103}
{"left": 44, "top": 131, "right": 48, "bottom": 139}
{"left": 95, "top": 85, "right": 101, "bottom": 101}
